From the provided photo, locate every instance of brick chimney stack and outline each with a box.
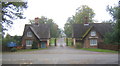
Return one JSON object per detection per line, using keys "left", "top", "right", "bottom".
{"left": 84, "top": 16, "right": 89, "bottom": 26}
{"left": 35, "top": 17, "right": 39, "bottom": 24}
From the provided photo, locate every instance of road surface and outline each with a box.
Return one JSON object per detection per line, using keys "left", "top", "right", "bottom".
{"left": 2, "top": 38, "right": 118, "bottom": 64}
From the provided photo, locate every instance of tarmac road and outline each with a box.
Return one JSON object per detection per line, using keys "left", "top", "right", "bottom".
{"left": 2, "top": 38, "right": 118, "bottom": 64}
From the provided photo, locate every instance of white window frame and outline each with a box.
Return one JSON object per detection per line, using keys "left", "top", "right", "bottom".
{"left": 91, "top": 31, "right": 96, "bottom": 36}
{"left": 27, "top": 31, "right": 32, "bottom": 37}
{"left": 90, "top": 39, "right": 97, "bottom": 46}
{"left": 26, "top": 40, "right": 33, "bottom": 46}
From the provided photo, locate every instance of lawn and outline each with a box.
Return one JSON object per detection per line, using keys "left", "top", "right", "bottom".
{"left": 50, "top": 38, "right": 56, "bottom": 45}
{"left": 2, "top": 48, "right": 47, "bottom": 53}
{"left": 65, "top": 38, "right": 73, "bottom": 46}
{"left": 17, "top": 48, "right": 47, "bottom": 52}
{"left": 80, "top": 48, "right": 118, "bottom": 53}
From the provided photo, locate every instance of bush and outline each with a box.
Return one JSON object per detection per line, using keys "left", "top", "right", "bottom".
{"left": 16, "top": 46, "right": 23, "bottom": 50}
{"left": 10, "top": 48, "right": 17, "bottom": 52}
{"left": 76, "top": 42, "right": 82, "bottom": 48}
{"left": 31, "top": 41, "right": 38, "bottom": 49}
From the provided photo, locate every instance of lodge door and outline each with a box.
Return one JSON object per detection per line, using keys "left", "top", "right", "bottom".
{"left": 41, "top": 42, "right": 46, "bottom": 48}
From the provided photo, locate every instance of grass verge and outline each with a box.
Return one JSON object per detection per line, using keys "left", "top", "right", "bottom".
{"left": 50, "top": 38, "right": 55, "bottom": 45}
{"left": 79, "top": 48, "right": 118, "bottom": 53}
{"left": 3, "top": 48, "right": 47, "bottom": 53}
{"left": 17, "top": 48, "right": 47, "bottom": 52}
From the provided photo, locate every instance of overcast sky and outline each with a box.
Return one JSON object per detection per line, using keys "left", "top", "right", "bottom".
{"left": 5, "top": 0, "right": 118, "bottom": 36}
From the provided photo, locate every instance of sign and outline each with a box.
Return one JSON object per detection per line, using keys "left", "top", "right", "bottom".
{"left": 7, "top": 42, "right": 17, "bottom": 47}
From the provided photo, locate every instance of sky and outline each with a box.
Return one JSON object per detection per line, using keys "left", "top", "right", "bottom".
{"left": 5, "top": 0, "right": 119, "bottom": 36}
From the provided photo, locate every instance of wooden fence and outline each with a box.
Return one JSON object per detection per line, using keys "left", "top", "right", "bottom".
{"left": 98, "top": 43, "right": 120, "bottom": 51}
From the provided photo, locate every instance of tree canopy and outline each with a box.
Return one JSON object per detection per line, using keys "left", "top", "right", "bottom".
{"left": 75, "top": 5, "right": 95, "bottom": 23}
{"left": 64, "top": 5, "right": 95, "bottom": 37}
{"left": 104, "top": 2, "right": 120, "bottom": 44}
{"left": 29, "top": 16, "right": 61, "bottom": 38}
{"left": 2, "top": 34, "right": 20, "bottom": 46}
{"left": 1, "top": 2, "right": 28, "bottom": 32}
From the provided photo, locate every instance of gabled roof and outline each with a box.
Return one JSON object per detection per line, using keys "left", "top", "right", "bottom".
{"left": 22, "top": 23, "right": 50, "bottom": 40}
{"left": 72, "top": 23, "right": 113, "bottom": 39}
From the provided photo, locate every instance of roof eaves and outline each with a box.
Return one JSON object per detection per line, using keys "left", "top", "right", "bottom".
{"left": 21, "top": 24, "right": 30, "bottom": 39}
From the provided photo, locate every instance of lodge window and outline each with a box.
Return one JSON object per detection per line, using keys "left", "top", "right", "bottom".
{"left": 26, "top": 40, "right": 33, "bottom": 46}
{"left": 90, "top": 39, "right": 97, "bottom": 46}
{"left": 27, "top": 31, "right": 32, "bottom": 37}
{"left": 91, "top": 31, "right": 96, "bottom": 36}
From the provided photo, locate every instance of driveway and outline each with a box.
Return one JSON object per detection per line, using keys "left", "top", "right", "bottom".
{"left": 2, "top": 38, "right": 119, "bottom": 64}
{"left": 2, "top": 46, "right": 118, "bottom": 64}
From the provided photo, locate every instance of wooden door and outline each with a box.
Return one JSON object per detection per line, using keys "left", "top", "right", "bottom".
{"left": 41, "top": 42, "right": 46, "bottom": 48}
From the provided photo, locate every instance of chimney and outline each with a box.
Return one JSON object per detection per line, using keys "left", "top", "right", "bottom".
{"left": 34, "top": 17, "right": 39, "bottom": 24}
{"left": 84, "top": 16, "right": 89, "bottom": 26}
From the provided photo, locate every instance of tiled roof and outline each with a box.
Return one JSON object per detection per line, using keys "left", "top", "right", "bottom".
{"left": 23, "top": 23, "right": 50, "bottom": 40}
{"left": 72, "top": 23, "right": 113, "bottom": 39}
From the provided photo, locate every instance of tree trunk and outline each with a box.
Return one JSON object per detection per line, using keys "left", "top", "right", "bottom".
{"left": 55, "top": 38, "right": 57, "bottom": 46}
{"left": 66, "top": 38, "right": 68, "bottom": 46}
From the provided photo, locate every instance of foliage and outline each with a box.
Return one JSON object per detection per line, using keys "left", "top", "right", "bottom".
{"left": 2, "top": 2, "right": 28, "bottom": 34}
{"left": 10, "top": 48, "right": 17, "bottom": 52}
{"left": 64, "top": 5, "right": 95, "bottom": 37}
{"left": 29, "top": 16, "right": 61, "bottom": 38}
{"left": 12, "top": 35, "right": 21, "bottom": 46}
{"left": 50, "top": 38, "right": 55, "bottom": 45}
{"left": 64, "top": 23, "right": 72, "bottom": 37}
{"left": 102, "top": 20, "right": 114, "bottom": 23}
{"left": 65, "top": 38, "right": 73, "bottom": 46}
{"left": 104, "top": 33, "right": 113, "bottom": 44}
{"left": 2, "top": 34, "right": 21, "bottom": 47}
{"left": 104, "top": 3, "right": 120, "bottom": 45}
{"left": 104, "top": 28, "right": 120, "bottom": 45}
{"left": 106, "top": 5, "right": 120, "bottom": 20}
{"left": 47, "top": 19, "right": 60, "bottom": 38}
{"left": 75, "top": 5, "right": 95, "bottom": 23}
{"left": 31, "top": 41, "right": 38, "bottom": 49}
{"left": 76, "top": 42, "right": 82, "bottom": 48}
{"left": 2, "top": 34, "right": 16, "bottom": 46}
{"left": 16, "top": 46, "right": 23, "bottom": 50}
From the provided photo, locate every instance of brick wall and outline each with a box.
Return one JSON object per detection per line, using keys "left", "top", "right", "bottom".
{"left": 83, "top": 29, "right": 103, "bottom": 48}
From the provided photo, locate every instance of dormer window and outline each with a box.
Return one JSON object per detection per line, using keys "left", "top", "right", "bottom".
{"left": 27, "top": 31, "right": 32, "bottom": 37}
{"left": 91, "top": 31, "right": 96, "bottom": 36}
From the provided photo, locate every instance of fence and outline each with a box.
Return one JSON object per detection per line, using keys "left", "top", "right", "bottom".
{"left": 98, "top": 43, "right": 120, "bottom": 51}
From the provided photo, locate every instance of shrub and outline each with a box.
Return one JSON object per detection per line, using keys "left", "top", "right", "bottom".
{"left": 31, "top": 41, "right": 38, "bottom": 49}
{"left": 76, "top": 42, "right": 82, "bottom": 48}
{"left": 10, "top": 48, "right": 17, "bottom": 52}
{"left": 16, "top": 46, "right": 23, "bottom": 50}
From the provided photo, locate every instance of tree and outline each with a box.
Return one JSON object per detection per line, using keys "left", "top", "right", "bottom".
{"left": 64, "top": 22, "right": 72, "bottom": 37}
{"left": 47, "top": 19, "right": 60, "bottom": 38}
{"left": 104, "top": 2, "right": 120, "bottom": 44}
{"left": 12, "top": 35, "right": 21, "bottom": 46}
{"left": 64, "top": 5, "right": 95, "bottom": 37}
{"left": 2, "top": 34, "right": 21, "bottom": 46}
{"left": 29, "top": 16, "right": 61, "bottom": 38}
{"left": 2, "top": 34, "right": 21, "bottom": 51}
{"left": 2, "top": 34, "right": 15, "bottom": 47}
{"left": 1, "top": 2, "right": 28, "bottom": 33}
{"left": 75, "top": 5, "right": 95, "bottom": 23}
